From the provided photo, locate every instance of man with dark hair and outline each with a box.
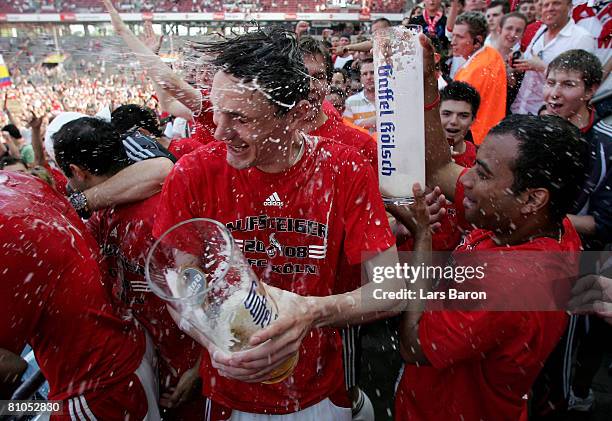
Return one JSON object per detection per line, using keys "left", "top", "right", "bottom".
{"left": 300, "top": 36, "right": 378, "bottom": 421}
{"left": 485, "top": 0, "right": 511, "bottom": 46}
{"left": 1, "top": 123, "right": 33, "bottom": 166}
{"left": 453, "top": 11, "right": 508, "bottom": 144}
{"left": 53, "top": 117, "right": 131, "bottom": 182}
{"left": 518, "top": 0, "right": 538, "bottom": 23}
{"left": 543, "top": 50, "right": 608, "bottom": 244}
{"left": 393, "top": 113, "right": 586, "bottom": 420}
{"left": 153, "top": 26, "right": 399, "bottom": 420}
{"left": 0, "top": 155, "right": 27, "bottom": 172}
{"left": 0, "top": 171, "right": 157, "bottom": 420}
{"left": 539, "top": 51, "right": 610, "bottom": 414}
{"left": 511, "top": 0, "right": 596, "bottom": 115}
{"left": 440, "top": 81, "right": 480, "bottom": 167}
{"left": 343, "top": 57, "right": 376, "bottom": 134}
{"left": 112, "top": 104, "right": 201, "bottom": 159}
{"left": 300, "top": 36, "right": 377, "bottom": 167}
{"left": 53, "top": 116, "right": 204, "bottom": 419}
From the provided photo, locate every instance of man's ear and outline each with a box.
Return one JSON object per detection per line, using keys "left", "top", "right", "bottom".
{"left": 583, "top": 84, "right": 599, "bottom": 103}
{"left": 69, "top": 164, "right": 88, "bottom": 182}
{"left": 474, "top": 35, "right": 483, "bottom": 48}
{"left": 520, "top": 188, "right": 550, "bottom": 215}
{"left": 285, "top": 99, "right": 312, "bottom": 131}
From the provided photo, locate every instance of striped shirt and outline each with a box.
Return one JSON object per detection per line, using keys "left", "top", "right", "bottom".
{"left": 343, "top": 90, "right": 377, "bottom": 134}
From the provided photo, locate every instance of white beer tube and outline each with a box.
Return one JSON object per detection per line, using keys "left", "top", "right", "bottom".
{"left": 373, "top": 25, "right": 425, "bottom": 203}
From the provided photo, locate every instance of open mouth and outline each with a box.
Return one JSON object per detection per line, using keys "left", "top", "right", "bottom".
{"left": 547, "top": 102, "right": 563, "bottom": 113}
{"left": 463, "top": 195, "right": 477, "bottom": 210}
{"left": 228, "top": 142, "right": 250, "bottom": 155}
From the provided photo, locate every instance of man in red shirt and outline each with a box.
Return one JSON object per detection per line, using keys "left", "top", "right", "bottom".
{"left": 0, "top": 171, "right": 158, "bottom": 420}
{"left": 299, "top": 37, "right": 378, "bottom": 183}
{"left": 219, "top": 35, "right": 588, "bottom": 421}
{"left": 52, "top": 117, "right": 203, "bottom": 419}
{"left": 394, "top": 113, "right": 586, "bottom": 420}
{"left": 389, "top": 39, "right": 588, "bottom": 414}
{"left": 153, "top": 27, "right": 398, "bottom": 420}
{"left": 299, "top": 36, "right": 378, "bottom": 420}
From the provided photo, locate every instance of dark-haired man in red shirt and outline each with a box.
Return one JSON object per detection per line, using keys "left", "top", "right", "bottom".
{"left": 0, "top": 172, "right": 158, "bottom": 420}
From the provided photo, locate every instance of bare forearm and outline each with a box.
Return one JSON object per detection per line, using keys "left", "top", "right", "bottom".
{"left": 152, "top": 80, "right": 196, "bottom": 121}
{"left": 346, "top": 41, "right": 373, "bottom": 53}
{"left": 105, "top": 1, "right": 201, "bottom": 112}
{"left": 424, "top": 75, "right": 460, "bottom": 200}
{"left": 400, "top": 231, "right": 432, "bottom": 363}
{"left": 446, "top": 1, "right": 460, "bottom": 32}
{"left": 31, "top": 128, "right": 46, "bottom": 166}
{"left": 84, "top": 158, "right": 173, "bottom": 210}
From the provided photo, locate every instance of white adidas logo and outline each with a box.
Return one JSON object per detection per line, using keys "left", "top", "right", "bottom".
{"left": 264, "top": 192, "right": 284, "bottom": 207}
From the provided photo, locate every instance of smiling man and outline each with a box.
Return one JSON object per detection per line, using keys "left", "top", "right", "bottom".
{"left": 153, "top": 27, "right": 398, "bottom": 420}
{"left": 393, "top": 112, "right": 589, "bottom": 420}
{"left": 511, "top": 0, "right": 596, "bottom": 115}
{"left": 543, "top": 49, "right": 611, "bottom": 247}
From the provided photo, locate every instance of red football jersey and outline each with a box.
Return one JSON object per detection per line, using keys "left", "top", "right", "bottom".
{"left": 192, "top": 89, "right": 217, "bottom": 145}
{"left": 87, "top": 194, "right": 201, "bottom": 382}
{"left": 168, "top": 137, "right": 204, "bottom": 159}
{"left": 395, "top": 172, "right": 581, "bottom": 421}
{"left": 0, "top": 172, "right": 145, "bottom": 402}
{"left": 312, "top": 103, "right": 378, "bottom": 170}
{"left": 452, "top": 140, "right": 477, "bottom": 168}
{"left": 153, "top": 137, "right": 395, "bottom": 414}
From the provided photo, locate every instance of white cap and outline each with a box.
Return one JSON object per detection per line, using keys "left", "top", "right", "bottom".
{"left": 44, "top": 112, "right": 88, "bottom": 161}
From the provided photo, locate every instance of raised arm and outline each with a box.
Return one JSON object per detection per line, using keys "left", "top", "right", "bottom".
{"left": 102, "top": 0, "right": 202, "bottom": 114}
{"left": 28, "top": 112, "right": 46, "bottom": 167}
{"left": 421, "top": 35, "right": 463, "bottom": 200}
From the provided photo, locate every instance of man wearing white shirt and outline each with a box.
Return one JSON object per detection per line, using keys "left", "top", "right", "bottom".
{"left": 511, "top": 0, "right": 596, "bottom": 115}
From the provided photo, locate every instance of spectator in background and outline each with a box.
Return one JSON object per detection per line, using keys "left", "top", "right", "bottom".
{"left": 572, "top": 0, "right": 612, "bottom": 95}
{"left": 1, "top": 124, "right": 33, "bottom": 166}
{"left": 0, "top": 155, "right": 27, "bottom": 172}
{"left": 465, "top": 0, "right": 488, "bottom": 12}
{"left": 518, "top": 0, "right": 538, "bottom": 23}
{"left": 343, "top": 58, "right": 377, "bottom": 134}
{"left": 453, "top": 12, "right": 508, "bottom": 144}
{"left": 334, "top": 35, "right": 354, "bottom": 69}
{"left": 493, "top": 12, "right": 528, "bottom": 109}
{"left": 411, "top": 0, "right": 450, "bottom": 51}
{"left": 409, "top": 5, "right": 424, "bottom": 20}
{"left": 331, "top": 68, "right": 350, "bottom": 93}
{"left": 295, "top": 20, "right": 310, "bottom": 39}
{"left": 327, "top": 86, "right": 347, "bottom": 115}
{"left": 511, "top": 0, "right": 596, "bottom": 115}
{"left": 484, "top": 0, "right": 511, "bottom": 46}
{"left": 542, "top": 50, "right": 609, "bottom": 245}
{"left": 439, "top": 81, "right": 480, "bottom": 167}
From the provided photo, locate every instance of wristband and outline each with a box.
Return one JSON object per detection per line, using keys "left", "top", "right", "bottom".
{"left": 424, "top": 93, "right": 441, "bottom": 111}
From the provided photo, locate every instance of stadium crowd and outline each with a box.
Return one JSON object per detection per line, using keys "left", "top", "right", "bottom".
{"left": 1, "top": 0, "right": 611, "bottom": 420}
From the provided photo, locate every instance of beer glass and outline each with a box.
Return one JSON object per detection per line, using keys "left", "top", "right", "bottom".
{"left": 145, "top": 218, "right": 298, "bottom": 384}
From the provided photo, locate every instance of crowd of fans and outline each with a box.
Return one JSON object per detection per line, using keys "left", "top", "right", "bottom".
{"left": 0, "top": 0, "right": 405, "bottom": 14}
{"left": 0, "top": 0, "right": 611, "bottom": 420}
